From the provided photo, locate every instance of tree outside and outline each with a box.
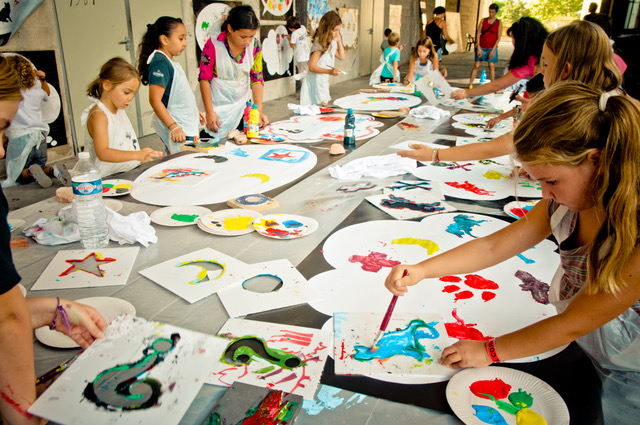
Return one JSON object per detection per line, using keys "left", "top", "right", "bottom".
{"left": 493, "top": 0, "right": 583, "bottom": 28}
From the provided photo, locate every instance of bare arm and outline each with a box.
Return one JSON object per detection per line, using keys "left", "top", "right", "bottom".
{"left": 385, "top": 200, "right": 552, "bottom": 295}
{"left": 405, "top": 57, "right": 416, "bottom": 82}
{"left": 398, "top": 132, "right": 513, "bottom": 162}
{"left": 476, "top": 20, "right": 484, "bottom": 55}
{"left": 199, "top": 80, "right": 220, "bottom": 133}
{"left": 451, "top": 71, "right": 522, "bottom": 99}
{"left": 488, "top": 21, "right": 502, "bottom": 60}
{"left": 440, "top": 20, "right": 453, "bottom": 43}
{"left": 392, "top": 60, "right": 399, "bottom": 82}
{"left": 149, "top": 85, "right": 186, "bottom": 143}
{"left": 335, "top": 35, "right": 346, "bottom": 61}
{"left": 251, "top": 83, "right": 269, "bottom": 127}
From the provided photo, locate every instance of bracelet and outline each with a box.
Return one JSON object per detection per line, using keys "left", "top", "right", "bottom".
{"left": 432, "top": 148, "right": 440, "bottom": 164}
{"left": 167, "top": 121, "right": 178, "bottom": 130}
{"left": 50, "top": 297, "right": 71, "bottom": 333}
{"left": 486, "top": 338, "right": 502, "bottom": 363}
{"left": 170, "top": 126, "right": 181, "bottom": 133}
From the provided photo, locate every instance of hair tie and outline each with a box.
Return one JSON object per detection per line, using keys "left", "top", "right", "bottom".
{"left": 599, "top": 90, "right": 618, "bottom": 112}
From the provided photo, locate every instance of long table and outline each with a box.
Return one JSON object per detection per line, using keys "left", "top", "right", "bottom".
{"left": 11, "top": 108, "right": 602, "bottom": 424}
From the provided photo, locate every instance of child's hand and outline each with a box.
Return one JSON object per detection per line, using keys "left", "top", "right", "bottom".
{"left": 486, "top": 116, "right": 503, "bottom": 129}
{"left": 397, "top": 144, "right": 433, "bottom": 161}
{"left": 260, "top": 112, "right": 269, "bottom": 128}
{"left": 51, "top": 299, "right": 108, "bottom": 349}
{"left": 384, "top": 264, "right": 424, "bottom": 296}
{"left": 439, "top": 340, "right": 492, "bottom": 369}
{"left": 171, "top": 127, "right": 186, "bottom": 143}
{"left": 198, "top": 111, "right": 206, "bottom": 125}
{"left": 329, "top": 67, "right": 341, "bottom": 76}
{"left": 138, "top": 148, "right": 163, "bottom": 162}
{"left": 205, "top": 110, "right": 220, "bottom": 133}
{"left": 451, "top": 89, "right": 467, "bottom": 100}
{"left": 35, "top": 69, "right": 46, "bottom": 81}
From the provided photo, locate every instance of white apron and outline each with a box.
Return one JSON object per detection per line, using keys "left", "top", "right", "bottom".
{"left": 369, "top": 48, "right": 401, "bottom": 85}
{"left": 302, "top": 40, "right": 336, "bottom": 106}
{"left": 411, "top": 57, "right": 434, "bottom": 83}
{"left": 205, "top": 37, "right": 253, "bottom": 137}
{"left": 148, "top": 50, "right": 199, "bottom": 154}
{"left": 81, "top": 100, "right": 140, "bottom": 178}
{"left": 549, "top": 205, "right": 640, "bottom": 424}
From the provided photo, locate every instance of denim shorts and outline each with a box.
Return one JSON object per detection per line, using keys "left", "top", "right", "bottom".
{"left": 475, "top": 47, "right": 498, "bottom": 63}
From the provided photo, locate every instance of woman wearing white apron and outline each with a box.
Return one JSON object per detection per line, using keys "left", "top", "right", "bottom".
{"left": 138, "top": 17, "right": 201, "bottom": 154}
{"left": 302, "top": 11, "right": 345, "bottom": 106}
{"left": 198, "top": 5, "right": 267, "bottom": 137}
{"left": 383, "top": 83, "right": 640, "bottom": 423}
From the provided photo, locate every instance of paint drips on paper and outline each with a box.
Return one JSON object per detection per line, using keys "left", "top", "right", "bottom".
{"left": 381, "top": 195, "right": 445, "bottom": 213}
{"left": 348, "top": 251, "right": 401, "bottom": 272}
{"left": 153, "top": 168, "right": 208, "bottom": 181}
{"left": 464, "top": 274, "right": 499, "bottom": 290}
{"left": 175, "top": 260, "right": 225, "bottom": 284}
{"left": 445, "top": 309, "right": 492, "bottom": 340}
{"left": 483, "top": 171, "right": 509, "bottom": 180}
{"left": 223, "top": 336, "right": 304, "bottom": 369}
{"left": 515, "top": 270, "right": 549, "bottom": 304}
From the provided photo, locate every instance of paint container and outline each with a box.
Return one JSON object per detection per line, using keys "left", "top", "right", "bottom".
{"left": 343, "top": 108, "right": 356, "bottom": 148}
{"left": 247, "top": 105, "right": 260, "bottom": 138}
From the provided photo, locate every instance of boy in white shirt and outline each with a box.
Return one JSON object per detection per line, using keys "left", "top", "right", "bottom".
{"left": 286, "top": 16, "right": 310, "bottom": 81}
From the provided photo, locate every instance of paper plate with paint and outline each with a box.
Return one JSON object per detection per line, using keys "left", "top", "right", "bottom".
{"left": 253, "top": 214, "right": 318, "bottom": 239}
{"left": 504, "top": 200, "right": 539, "bottom": 219}
{"left": 446, "top": 366, "right": 569, "bottom": 425}
{"left": 150, "top": 205, "right": 213, "bottom": 227}
{"left": 372, "top": 83, "right": 415, "bottom": 93}
{"left": 371, "top": 110, "right": 405, "bottom": 119}
{"left": 35, "top": 297, "right": 136, "bottom": 348}
{"left": 7, "top": 218, "right": 25, "bottom": 232}
{"left": 102, "top": 179, "right": 134, "bottom": 197}
{"left": 334, "top": 93, "right": 422, "bottom": 111}
{"left": 199, "top": 209, "right": 262, "bottom": 236}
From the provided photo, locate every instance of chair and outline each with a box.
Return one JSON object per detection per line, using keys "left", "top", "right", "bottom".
{"left": 465, "top": 33, "right": 476, "bottom": 52}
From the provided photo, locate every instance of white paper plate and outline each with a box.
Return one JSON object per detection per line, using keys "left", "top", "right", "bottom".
{"left": 150, "top": 206, "right": 213, "bottom": 227}
{"left": 253, "top": 213, "right": 319, "bottom": 239}
{"left": 446, "top": 366, "right": 569, "bottom": 425}
{"left": 447, "top": 42, "right": 458, "bottom": 53}
{"left": 7, "top": 218, "right": 25, "bottom": 232}
{"left": 503, "top": 200, "right": 539, "bottom": 219}
{"left": 35, "top": 297, "right": 136, "bottom": 349}
{"left": 198, "top": 209, "right": 262, "bottom": 236}
{"left": 102, "top": 179, "right": 134, "bottom": 197}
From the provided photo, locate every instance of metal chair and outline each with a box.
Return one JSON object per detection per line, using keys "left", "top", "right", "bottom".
{"left": 465, "top": 33, "right": 476, "bottom": 52}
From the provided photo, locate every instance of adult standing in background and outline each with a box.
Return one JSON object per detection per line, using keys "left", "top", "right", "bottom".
{"left": 468, "top": 3, "right": 502, "bottom": 88}
{"left": 425, "top": 7, "right": 454, "bottom": 60}
{"left": 583, "top": 2, "right": 600, "bottom": 22}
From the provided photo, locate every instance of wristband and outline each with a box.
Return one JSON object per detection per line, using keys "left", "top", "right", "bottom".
{"left": 170, "top": 126, "right": 181, "bottom": 133}
{"left": 50, "top": 297, "right": 71, "bottom": 333}
{"left": 486, "top": 338, "right": 502, "bottom": 363}
{"left": 432, "top": 148, "right": 440, "bottom": 164}
{"left": 168, "top": 121, "right": 178, "bottom": 130}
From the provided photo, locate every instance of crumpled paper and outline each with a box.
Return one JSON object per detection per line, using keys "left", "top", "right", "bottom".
{"left": 409, "top": 105, "right": 451, "bottom": 120}
{"left": 288, "top": 103, "right": 321, "bottom": 115}
{"left": 23, "top": 217, "right": 80, "bottom": 245}
{"left": 328, "top": 154, "right": 417, "bottom": 180}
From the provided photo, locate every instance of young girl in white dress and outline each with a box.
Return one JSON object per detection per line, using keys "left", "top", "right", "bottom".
{"left": 405, "top": 36, "right": 439, "bottom": 84}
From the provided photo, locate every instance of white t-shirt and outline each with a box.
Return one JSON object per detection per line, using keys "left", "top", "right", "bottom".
{"left": 6, "top": 83, "right": 49, "bottom": 138}
{"left": 290, "top": 26, "right": 310, "bottom": 63}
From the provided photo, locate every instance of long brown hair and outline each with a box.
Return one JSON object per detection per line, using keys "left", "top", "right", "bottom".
{"left": 87, "top": 57, "right": 139, "bottom": 99}
{"left": 514, "top": 81, "right": 640, "bottom": 294}
{"left": 312, "top": 11, "right": 341, "bottom": 52}
{"left": 544, "top": 20, "right": 621, "bottom": 91}
{"left": 4, "top": 55, "right": 36, "bottom": 90}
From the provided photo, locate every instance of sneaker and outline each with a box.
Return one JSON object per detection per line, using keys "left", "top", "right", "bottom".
{"left": 52, "top": 162, "right": 71, "bottom": 186}
{"left": 29, "top": 164, "right": 52, "bottom": 188}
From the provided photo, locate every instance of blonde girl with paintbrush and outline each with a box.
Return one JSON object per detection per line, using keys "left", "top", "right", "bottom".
{"left": 386, "top": 82, "right": 640, "bottom": 424}
{"left": 398, "top": 20, "right": 622, "bottom": 165}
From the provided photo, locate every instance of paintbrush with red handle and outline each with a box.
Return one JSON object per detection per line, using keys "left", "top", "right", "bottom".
{"left": 370, "top": 269, "right": 408, "bottom": 353}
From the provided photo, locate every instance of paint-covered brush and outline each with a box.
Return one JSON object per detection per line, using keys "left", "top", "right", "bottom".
{"left": 370, "top": 269, "right": 408, "bottom": 353}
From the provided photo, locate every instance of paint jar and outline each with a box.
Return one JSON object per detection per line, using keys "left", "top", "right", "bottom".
{"left": 71, "top": 152, "right": 109, "bottom": 248}
{"left": 242, "top": 101, "right": 252, "bottom": 134}
{"left": 343, "top": 108, "right": 356, "bottom": 148}
{"left": 247, "top": 105, "right": 260, "bottom": 138}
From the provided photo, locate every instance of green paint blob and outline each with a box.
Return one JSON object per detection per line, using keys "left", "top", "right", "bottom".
{"left": 222, "top": 336, "right": 305, "bottom": 370}
{"left": 483, "top": 170, "right": 508, "bottom": 180}
{"left": 392, "top": 238, "right": 440, "bottom": 255}
{"left": 253, "top": 365, "right": 276, "bottom": 374}
{"left": 170, "top": 213, "right": 199, "bottom": 223}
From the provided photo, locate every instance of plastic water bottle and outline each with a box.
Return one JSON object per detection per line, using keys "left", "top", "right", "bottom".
{"left": 71, "top": 152, "right": 109, "bottom": 249}
{"left": 343, "top": 108, "right": 356, "bottom": 148}
{"left": 242, "top": 101, "right": 252, "bottom": 135}
{"left": 247, "top": 104, "right": 260, "bottom": 138}
{"left": 478, "top": 70, "right": 488, "bottom": 105}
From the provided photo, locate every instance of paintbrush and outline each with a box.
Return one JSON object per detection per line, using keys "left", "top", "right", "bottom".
{"left": 370, "top": 269, "right": 408, "bottom": 352}
{"left": 36, "top": 350, "right": 84, "bottom": 385}
{"left": 328, "top": 66, "right": 348, "bottom": 76}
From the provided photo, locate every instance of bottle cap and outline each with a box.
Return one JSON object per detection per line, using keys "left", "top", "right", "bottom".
{"left": 252, "top": 104, "right": 258, "bottom": 110}
{"left": 347, "top": 108, "right": 353, "bottom": 114}
{"left": 78, "top": 152, "right": 89, "bottom": 159}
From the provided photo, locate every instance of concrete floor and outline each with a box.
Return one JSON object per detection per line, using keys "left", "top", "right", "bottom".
{"left": 3, "top": 42, "right": 512, "bottom": 211}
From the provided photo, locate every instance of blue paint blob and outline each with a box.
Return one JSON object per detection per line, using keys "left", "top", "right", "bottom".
{"left": 446, "top": 214, "right": 487, "bottom": 238}
{"left": 229, "top": 148, "right": 249, "bottom": 157}
{"left": 472, "top": 405, "right": 509, "bottom": 425}
{"left": 517, "top": 253, "right": 535, "bottom": 264}
{"left": 282, "top": 220, "right": 303, "bottom": 228}
{"left": 302, "top": 385, "right": 345, "bottom": 415}
{"left": 352, "top": 319, "right": 440, "bottom": 362}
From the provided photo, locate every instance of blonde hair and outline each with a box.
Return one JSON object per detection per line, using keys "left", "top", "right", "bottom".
{"left": 387, "top": 31, "right": 400, "bottom": 46}
{"left": 545, "top": 20, "right": 621, "bottom": 91}
{"left": 4, "top": 55, "right": 36, "bottom": 90}
{"left": 0, "top": 56, "right": 24, "bottom": 101}
{"left": 514, "top": 81, "right": 640, "bottom": 295}
{"left": 87, "top": 57, "right": 139, "bottom": 99}
{"left": 312, "top": 11, "right": 342, "bottom": 52}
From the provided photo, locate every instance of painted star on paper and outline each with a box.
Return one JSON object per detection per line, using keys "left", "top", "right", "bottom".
{"left": 59, "top": 253, "right": 116, "bottom": 278}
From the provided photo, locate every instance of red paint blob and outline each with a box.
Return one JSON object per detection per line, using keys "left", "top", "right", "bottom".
{"left": 445, "top": 181, "right": 496, "bottom": 196}
{"left": 445, "top": 309, "right": 492, "bottom": 341}
{"left": 454, "top": 290, "right": 474, "bottom": 302}
{"left": 348, "top": 251, "right": 401, "bottom": 273}
{"left": 464, "top": 274, "right": 499, "bottom": 290}
{"left": 510, "top": 207, "right": 529, "bottom": 217}
{"left": 440, "top": 275, "right": 462, "bottom": 283}
{"left": 442, "top": 285, "right": 460, "bottom": 293}
{"left": 481, "top": 291, "right": 496, "bottom": 302}
{"left": 469, "top": 379, "right": 512, "bottom": 400}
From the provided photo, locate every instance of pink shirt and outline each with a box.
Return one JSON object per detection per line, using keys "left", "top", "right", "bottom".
{"left": 511, "top": 55, "right": 537, "bottom": 79}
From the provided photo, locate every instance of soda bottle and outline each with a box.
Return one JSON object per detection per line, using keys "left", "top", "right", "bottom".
{"left": 71, "top": 152, "right": 109, "bottom": 248}
{"left": 343, "top": 108, "right": 356, "bottom": 148}
{"left": 247, "top": 104, "right": 260, "bottom": 138}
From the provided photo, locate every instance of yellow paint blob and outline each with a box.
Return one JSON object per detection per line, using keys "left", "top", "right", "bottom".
{"left": 392, "top": 238, "right": 439, "bottom": 255}
{"left": 241, "top": 173, "right": 270, "bottom": 183}
{"left": 483, "top": 170, "right": 509, "bottom": 180}
{"left": 516, "top": 408, "right": 547, "bottom": 425}
{"left": 222, "top": 216, "right": 255, "bottom": 230}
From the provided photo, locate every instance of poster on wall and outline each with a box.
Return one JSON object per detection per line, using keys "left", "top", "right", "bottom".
{"left": 260, "top": 0, "right": 294, "bottom": 20}
{"left": 0, "top": 0, "right": 43, "bottom": 46}
{"left": 261, "top": 24, "right": 294, "bottom": 80}
{"left": 338, "top": 8, "right": 358, "bottom": 49}
{"left": 192, "top": 0, "right": 241, "bottom": 61}
{"left": 1, "top": 51, "right": 67, "bottom": 148}
{"left": 307, "top": 0, "right": 331, "bottom": 33}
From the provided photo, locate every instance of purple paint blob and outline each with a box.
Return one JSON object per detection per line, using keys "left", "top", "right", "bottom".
{"left": 381, "top": 195, "right": 445, "bottom": 213}
{"left": 515, "top": 270, "right": 549, "bottom": 304}
{"left": 349, "top": 252, "right": 401, "bottom": 272}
